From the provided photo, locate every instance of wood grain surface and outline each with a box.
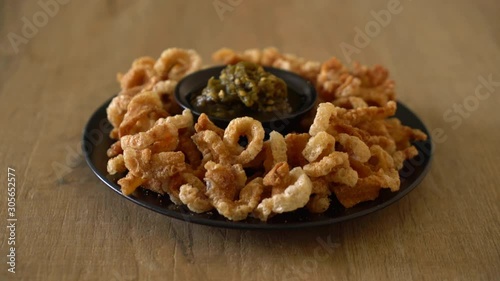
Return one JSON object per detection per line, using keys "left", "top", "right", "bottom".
{"left": 0, "top": 0, "right": 499, "bottom": 280}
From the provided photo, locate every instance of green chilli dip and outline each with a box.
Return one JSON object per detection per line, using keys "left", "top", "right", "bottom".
{"left": 191, "top": 62, "right": 295, "bottom": 119}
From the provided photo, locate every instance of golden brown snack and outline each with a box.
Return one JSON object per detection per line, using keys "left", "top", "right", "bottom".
{"left": 177, "top": 128, "right": 202, "bottom": 168}
{"left": 117, "top": 57, "right": 157, "bottom": 90}
{"left": 284, "top": 133, "right": 310, "bottom": 168}
{"left": 336, "top": 133, "right": 371, "bottom": 163}
{"left": 194, "top": 113, "right": 225, "bottom": 137}
{"left": 309, "top": 101, "right": 397, "bottom": 136}
{"left": 116, "top": 110, "right": 194, "bottom": 197}
{"left": 192, "top": 129, "right": 232, "bottom": 164}
{"left": 331, "top": 177, "right": 384, "bottom": 208}
{"left": 223, "top": 117, "right": 265, "bottom": 164}
{"left": 107, "top": 154, "right": 126, "bottom": 175}
{"left": 118, "top": 91, "right": 169, "bottom": 138}
{"left": 108, "top": 48, "right": 202, "bottom": 139}
{"left": 331, "top": 144, "right": 401, "bottom": 207}
{"left": 254, "top": 163, "right": 313, "bottom": 221}
{"left": 120, "top": 109, "right": 192, "bottom": 152}
{"left": 122, "top": 149, "right": 185, "bottom": 183}
{"left": 212, "top": 47, "right": 321, "bottom": 83}
{"left": 154, "top": 48, "right": 202, "bottom": 81}
{"left": 107, "top": 48, "right": 429, "bottom": 221}
{"left": 306, "top": 100, "right": 428, "bottom": 207}
{"left": 117, "top": 172, "right": 145, "bottom": 196}
{"left": 302, "top": 131, "right": 335, "bottom": 162}
{"left": 179, "top": 173, "right": 213, "bottom": 213}
{"left": 303, "top": 152, "right": 349, "bottom": 178}
{"left": 204, "top": 161, "right": 264, "bottom": 221}
{"left": 106, "top": 86, "right": 144, "bottom": 139}
{"left": 107, "top": 140, "right": 123, "bottom": 158}
{"left": 262, "top": 131, "right": 287, "bottom": 173}
{"left": 152, "top": 80, "right": 182, "bottom": 115}
{"left": 212, "top": 47, "right": 262, "bottom": 65}
{"left": 317, "top": 57, "right": 395, "bottom": 107}
{"left": 306, "top": 178, "right": 331, "bottom": 213}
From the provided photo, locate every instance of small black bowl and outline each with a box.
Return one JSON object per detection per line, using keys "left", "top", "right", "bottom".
{"left": 174, "top": 65, "right": 317, "bottom": 135}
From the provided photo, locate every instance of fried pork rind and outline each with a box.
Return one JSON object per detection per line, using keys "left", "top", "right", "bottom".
{"left": 284, "top": 133, "right": 310, "bottom": 168}
{"left": 263, "top": 131, "right": 287, "bottom": 172}
{"left": 254, "top": 163, "right": 313, "bottom": 221}
{"left": 212, "top": 47, "right": 321, "bottom": 83}
{"left": 212, "top": 48, "right": 261, "bottom": 65}
{"left": 179, "top": 173, "right": 213, "bottom": 213}
{"left": 106, "top": 91, "right": 173, "bottom": 174}
{"left": 192, "top": 129, "right": 231, "bottom": 165}
{"left": 337, "top": 133, "right": 371, "bottom": 163}
{"left": 309, "top": 100, "right": 397, "bottom": 136}
{"left": 117, "top": 173, "right": 146, "bottom": 196}
{"left": 106, "top": 86, "right": 144, "bottom": 139}
{"left": 106, "top": 48, "right": 429, "bottom": 221}
{"left": 308, "top": 101, "right": 426, "bottom": 207}
{"left": 107, "top": 154, "right": 126, "bottom": 175}
{"left": 223, "top": 117, "right": 265, "bottom": 165}
{"left": 116, "top": 110, "right": 194, "bottom": 198}
{"left": 204, "top": 161, "right": 264, "bottom": 221}
{"left": 116, "top": 48, "right": 202, "bottom": 92}
{"left": 107, "top": 140, "right": 123, "bottom": 158}
{"left": 118, "top": 91, "right": 169, "bottom": 138}
{"left": 194, "top": 113, "right": 225, "bottom": 137}
{"left": 123, "top": 149, "right": 186, "bottom": 181}
{"left": 306, "top": 178, "right": 332, "bottom": 213}
{"left": 317, "top": 57, "right": 395, "bottom": 107}
{"left": 120, "top": 109, "right": 193, "bottom": 153}
{"left": 303, "top": 151, "right": 349, "bottom": 178}
{"left": 117, "top": 57, "right": 157, "bottom": 90}
{"left": 177, "top": 128, "right": 202, "bottom": 169}
{"left": 120, "top": 148, "right": 187, "bottom": 198}
{"left": 154, "top": 48, "right": 202, "bottom": 81}
{"left": 302, "top": 131, "right": 335, "bottom": 162}
{"left": 192, "top": 116, "right": 265, "bottom": 166}
{"left": 300, "top": 130, "right": 359, "bottom": 189}
{"left": 108, "top": 48, "right": 202, "bottom": 139}
{"left": 153, "top": 80, "right": 182, "bottom": 115}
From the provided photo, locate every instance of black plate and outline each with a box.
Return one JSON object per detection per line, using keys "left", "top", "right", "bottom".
{"left": 83, "top": 99, "right": 433, "bottom": 230}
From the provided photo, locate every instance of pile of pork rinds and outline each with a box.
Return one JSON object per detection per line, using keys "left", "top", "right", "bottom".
{"left": 106, "top": 47, "right": 427, "bottom": 221}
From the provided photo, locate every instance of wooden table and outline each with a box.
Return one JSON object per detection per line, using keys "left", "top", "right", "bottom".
{"left": 1, "top": 0, "right": 499, "bottom": 280}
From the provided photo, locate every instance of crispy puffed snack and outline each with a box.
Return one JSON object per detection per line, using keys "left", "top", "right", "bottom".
{"left": 254, "top": 163, "right": 313, "bottom": 221}
{"left": 212, "top": 47, "right": 321, "bottom": 83}
{"left": 115, "top": 109, "right": 194, "bottom": 198}
{"left": 117, "top": 57, "right": 157, "bottom": 90}
{"left": 204, "top": 161, "right": 264, "bottom": 221}
{"left": 317, "top": 57, "right": 395, "bottom": 107}
{"left": 179, "top": 173, "right": 213, "bottom": 213}
{"left": 154, "top": 48, "right": 202, "bottom": 81}
{"left": 106, "top": 48, "right": 428, "bottom": 221}
{"left": 306, "top": 100, "right": 426, "bottom": 207}
{"left": 263, "top": 131, "right": 288, "bottom": 173}
{"left": 108, "top": 48, "right": 202, "bottom": 139}
{"left": 306, "top": 178, "right": 332, "bottom": 213}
